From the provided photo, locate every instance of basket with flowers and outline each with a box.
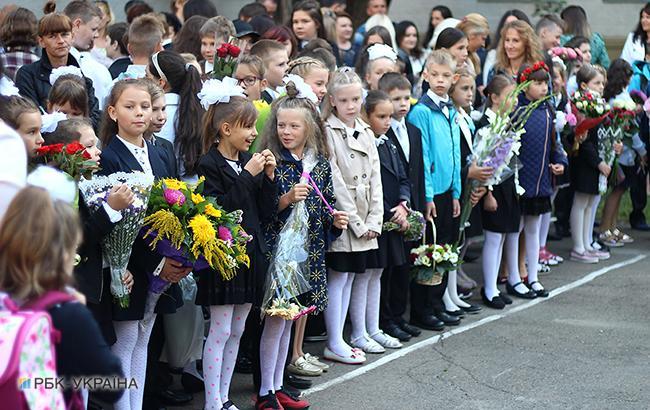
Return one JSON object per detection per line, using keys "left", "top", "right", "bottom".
{"left": 410, "top": 243, "right": 461, "bottom": 286}
{"left": 141, "top": 176, "right": 252, "bottom": 293}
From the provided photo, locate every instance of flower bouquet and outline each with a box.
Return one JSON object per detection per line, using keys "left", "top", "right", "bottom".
{"left": 382, "top": 209, "right": 425, "bottom": 242}
{"left": 211, "top": 38, "right": 241, "bottom": 80}
{"left": 79, "top": 172, "right": 155, "bottom": 308}
{"left": 262, "top": 152, "right": 319, "bottom": 321}
{"left": 569, "top": 90, "right": 610, "bottom": 153}
{"left": 410, "top": 243, "right": 461, "bottom": 286}
{"left": 599, "top": 98, "right": 640, "bottom": 192}
{"left": 35, "top": 141, "right": 98, "bottom": 181}
{"left": 141, "top": 176, "right": 252, "bottom": 293}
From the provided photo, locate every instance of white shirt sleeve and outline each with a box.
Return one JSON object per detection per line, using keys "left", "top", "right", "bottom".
{"left": 102, "top": 202, "right": 123, "bottom": 223}
{"left": 0, "top": 123, "right": 26, "bottom": 222}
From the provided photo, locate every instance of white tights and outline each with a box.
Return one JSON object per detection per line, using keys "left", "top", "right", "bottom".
{"left": 482, "top": 230, "right": 523, "bottom": 299}
{"left": 349, "top": 269, "right": 382, "bottom": 341}
{"left": 258, "top": 316, "right": 293, "bottom": 396}
{"left": 571, "top": 193, "right": 597, "bottom": 254}
{"left": 523, "top": 215, "right": 543, "bottom": 291}
{"left": 203, "top": 303, "right": 251, "bottom": 410}
{"left": 111, "top": 292, "right": 160, "bottom": 410}
{"left": 324, "top": 269, "right": 355, "bottom": 356}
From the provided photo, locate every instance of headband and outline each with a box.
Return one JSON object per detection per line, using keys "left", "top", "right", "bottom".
{"left": 519, "top": 61, "right": 549, "bottom": 83}
{"left": 197, "top": 77, "right": 245, "bottom": 110}
{"left": 367, "top": 43, "right": 397, "bottom": 62}
{"left": 151, "top": 52, "right": 168, "bottom": 84}
{"left": 49, "top": 66, "right": 84, "bottom": 86}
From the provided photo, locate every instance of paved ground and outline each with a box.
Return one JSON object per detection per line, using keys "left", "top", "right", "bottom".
{"left": 166, "top": 231, "right": 650, "bottom": 410}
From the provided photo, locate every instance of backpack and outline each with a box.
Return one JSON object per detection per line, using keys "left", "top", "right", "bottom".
{"left": 0, "top": 291, "right": 82, "bottom": 410}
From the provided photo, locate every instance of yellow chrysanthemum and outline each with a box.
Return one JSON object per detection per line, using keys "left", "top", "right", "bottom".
{"left": 163, "top": 178, "right": 187, "bottom": 191}
{"left": 204, "top": 203, "right": 222, "bottom": 218}
{"left": 189, "top": 214, "right": 216, "bottom": 245}
{"left": 143, "top": 210, "right": 184, "bottom": 249}
{"left": 191, "top": 192, "right": 205, "bottom": 204}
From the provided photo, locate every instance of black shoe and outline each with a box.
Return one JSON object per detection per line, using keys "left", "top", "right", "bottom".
{"left": 398, "top": 321, "right": 422, "bottom": 337}
{"left": 631, "top": 222, "right": 650, "bottom": 231}
{"left": 458, "top": 287, "right": 473, "bottom": 300}
{"left": 383, "top": 322, "right": 411, "bottom": 341}
{"left": 480, "top": 288, "right": 505, "bottom": 309}
{"left": 434, "top": 311, "right": 461, "bottom": 326}
{"left": 528, "top": 280, "right": 549, "bottom": 297}
{"left": 235, "top": 355, "right": 253, "bottom": 374}
{"left": 304, "top": 331, "right": 327, "bottom": 343}
{"left": 500, "top": 292, "right": 513, "bottom": 305}
{"left": 445, "top": 309, "right": 465, "bottom": 318}
{"left": 181, "top": 371, "right": 204, "bottom": 393}
{"left": 410, "top": 315, "right": 445, "bottom": 331}
{"left": 158, "top": 388, "right": 193, "bottom": 406}
{"left": 461, "top": 304, "right": 482, "bottom": 314}
{"left": 506, "top": 281, "right": 537, "bottom": 299}
{"left": 284, "top": 374, "right": 312, "bottom": 390}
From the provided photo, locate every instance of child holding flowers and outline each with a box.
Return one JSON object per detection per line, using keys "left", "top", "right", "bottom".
{"left": 195, "top": 77, "right": 278, "bottom": 410}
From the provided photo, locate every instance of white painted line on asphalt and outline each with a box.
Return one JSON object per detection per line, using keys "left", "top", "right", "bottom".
{"left": 302, "top": 254, "right": 647, "bottom": 396}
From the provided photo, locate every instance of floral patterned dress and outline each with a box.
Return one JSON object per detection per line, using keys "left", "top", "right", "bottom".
{"left": 264, "top": 150, "right": 338, "bottom": 313}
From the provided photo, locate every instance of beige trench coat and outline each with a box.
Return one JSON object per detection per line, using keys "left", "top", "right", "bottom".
{"left": 325, "top": 114, "right": 383, "bottom": 252}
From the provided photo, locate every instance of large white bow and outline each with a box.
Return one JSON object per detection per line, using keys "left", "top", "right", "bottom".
{"left": 40, "top": 111, "right": 68, "bottom": 134}
{"left": 27, "top": 166, "right": 78, "bottom": 205}
{"left": 49, "top": 66, "right": 84, "bottom": 86}
{"left": 283, "top": 74, "right": 318, "bottom": 103}
{"left": 197, "top": 77, "right": 246, "bottom": 110}
{"left": 367, "top": 43, "right": 397, "bottom": 62}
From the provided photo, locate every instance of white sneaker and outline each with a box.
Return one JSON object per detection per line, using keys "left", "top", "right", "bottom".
{"left": 304, "top": 353, "right": 329, "bottom": 372}
{"left": 370, "top": 331, "right": 403, "bottom": 349}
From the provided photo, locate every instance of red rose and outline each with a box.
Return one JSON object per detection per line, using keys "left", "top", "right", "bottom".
{"left": 49, "top": 143, "right": 64, "bottom": 154}
{"left": 228, "top": 44, "right": 241, "bottom": 58}
{"left": 216, "top": 45, "right": 228, "bottom": 58}
{"left": 82, "top": 150, "right": 92, "bottom": 160}
{"left": 65, "top": 141, "right": 85, "bottom": 155}
{"left": 36, "top": 146, "right": 51, "bottom": 155}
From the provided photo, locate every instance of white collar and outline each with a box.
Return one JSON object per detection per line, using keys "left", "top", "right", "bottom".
{"left": 165, "top": 93, "right": 180, "bottom": 104}
{"left": 125, "top": 64, "right": 147, "bottom": 78}
{"left": 116, "top": 134, "right": 147, "bottom": 152}
{"left": 427, "top": 89, "right": 449, "bottom": 106}
{"left": 485, "top": 108, "right": 497, "bottom": 122}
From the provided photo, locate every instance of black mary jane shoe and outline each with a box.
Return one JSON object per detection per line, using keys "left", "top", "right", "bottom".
{"left": 285, "top": 374, "right": 312, "bottom": 390}
{"left": 410, "top": 315, "right": 445, "bottom": 331}
{"left": 506, "top": 281, "right": 537, "bottom": 299}
{"left": 461, "top": 304, "right": 482, "bottom": 314}
{"left": 527, "top": 281, "right": 549, "bottom": 298}
{"left": 480, "top": 288, "right": 506, "bottom": 310}
{"left": 499, "top": 291, "right": 513, "bottom": 305}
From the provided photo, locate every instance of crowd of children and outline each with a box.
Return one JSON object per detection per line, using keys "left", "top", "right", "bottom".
{"left": 1, "top": 1, "right": 649, "bottom": 409}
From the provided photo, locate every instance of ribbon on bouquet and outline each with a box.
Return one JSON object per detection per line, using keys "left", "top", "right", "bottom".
{"left": 301, "top": 171, "right": 334, "bottom": 214}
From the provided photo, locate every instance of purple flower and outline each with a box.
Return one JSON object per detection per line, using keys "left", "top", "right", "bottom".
{"left": 164, "top": 189, "right": 186, "bottom": 206}
{"left": 218, "top": 226, "right": 233, "bottom": 243}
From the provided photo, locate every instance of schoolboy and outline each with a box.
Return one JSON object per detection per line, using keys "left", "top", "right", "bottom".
{"left": 249, "top": 39, "right": 289, "bottom": 104}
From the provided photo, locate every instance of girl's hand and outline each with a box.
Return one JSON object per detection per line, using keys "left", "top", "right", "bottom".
{"left": 613, "top": 141, "right": 623, "bottom": 155}
{"left": 363, "top": 230, "right": 380, "bottom": 240}
{"left": 332, "top": 210, "right": 349, "bottom": 230}
{"left": 425, "top": 201, "right": 437, "bottom": 221}
{"left": 287, "top": 183, "right": 311, "bottom": 203}
{"left": 483, "top": 192, "right": 497, "bottom": 212}
{"left": 468, "top": 161, "right": 493, "bottom": 182}
{"left": 390, "top": 203, "right": 408, "bottom": 226}
{"left": 107, "top": 184, "right": 134, "bottom": 211}
{"left": 244, "top": 153, "right": 266, "bottom": 176}
{"left": 452, "top": 199, "right": 461, "bottom": 218}
{"left": 122, "top": 269, "right": 134, "bottom": 293}
{"left": 549, "top": 163, "right": 565, "bottom": 175}
{"left": 598, "top": 161, "right": 611, "bottom": 177}
{"left": 470, "top": 187, "right": 487, "bottom": 206}
{"left": 260, "top": 149, "right": 277, "bottom": 180}
{"left": 398, "top": 220, "right": 410, "bottom": 232}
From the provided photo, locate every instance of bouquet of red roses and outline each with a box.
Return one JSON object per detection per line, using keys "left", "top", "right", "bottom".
{"left": 211, "top": 38, "right": 241, "bottom": 80}
{"left": 569, "top": 90, "right": 610, "bottom": 153}
{"left": 36, "top": 141, "right": 98, "bottom": 181}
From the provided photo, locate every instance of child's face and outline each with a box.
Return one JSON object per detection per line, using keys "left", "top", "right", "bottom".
{"left": 303, "top": 67, "right": 329, "bottom": 103}
{"left": 446, "top": 37, "right": 469, "bottom": 65}
{"left": 451, "top": 75, "right": 475, "bottom": 109}
{"left": 222, "top": 121, "right": 258, "bottom": 152}
{"left": 552, "top": 66, "right": 564, "bottom": 93}
{"left": 525, "top": 79, "right": 548, "bottom": 101}
{"left": 387, "top": 87, "right": 411, "bottom": 120}
{"left": 582, "top": 73, "right": 605, "bottom": 96}
{"left": 79, "top": 125, "right": 101, "bottom": 163}
{"left": 292, "top": 10, "right": 318, "bottom": 41}
{"left": 578, "top": 43, "right": 592, "bottom": 64}
{"left": 367, "top": 100, "right": 394, "bottom": 136}
{"left": 107, "top": 87, "right": 152, "bottom": 140}
{"left": 265, "top": 49, "right": 289, "bottom": 89}
{"left": 277, "top": 108, "right": 308, "bottom": 154}
{"left": 366, "top": 58, "right": 398, "bottom": 91}
{"left": 149, "top": 96, "right": 167, "bottom": 133}
{"left": 491, "top": 84, "right": 516, "bottom": 113}
{"left": 330, "top": 83, "right": 363, "bottom": 126}
{"left": 16, "top": 111, "right": 43, "bottom": 157}
{"left": 423, "top": 63, "right": 454, "bottom": 97}
{"left": 235, "top": 64, "right": 266, "bottom": 101}
{"left": 201, "top": 35, "right": 216, "bottom": 62}
{"left": 50, "top": 101, "right": 84, "bottom": 119}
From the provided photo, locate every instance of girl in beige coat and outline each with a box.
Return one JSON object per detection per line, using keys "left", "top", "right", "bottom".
{"left": 323, "top": 68, "right": 384, "bottom": 364}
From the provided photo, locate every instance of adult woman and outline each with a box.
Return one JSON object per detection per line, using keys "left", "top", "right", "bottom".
{"left": 0, "top": 8, "right": 39, "bottom": 81}
{"left": 457, "top": 13, "right": 489, "bottom": 76}
{"left": 620, "top": 2, "right": 650, "bottom": 65}
{"left": 15, "top": 12, "right": 101, "bottom": 129}
{"left": 335, "top": 11, "right": 359, "bottom": 67}
{"left": 560, "top": 5, "right": 610, "bottom": 68}
{"left": 291, "top": 0, "right": 341, "bottom": 65}
{"left": 423, "top": 5, "right": 453, "bottom": 51}
{"left": 261, "top": 25, "right": 299, "bottom": 59}
{"left": 491, "top": 20, "right": 543, "bottom": 82}
{"left": 482, "top": 9, "right": 531, "bottom": 86}
{"left": 396, "top": 20, "right": 428, "bottom": 82}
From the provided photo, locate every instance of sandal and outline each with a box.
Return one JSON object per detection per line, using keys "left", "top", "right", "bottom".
{"left": 370, "top": 331, "right": 402, "bottom": 349}
{"left": 612, "top": 228, "right": 634, "bottom": 244}
{"left": 351, "top": 334, "right": 385, "bottom": 354}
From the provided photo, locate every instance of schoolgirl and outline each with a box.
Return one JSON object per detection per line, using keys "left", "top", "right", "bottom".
{"left": 361, "top": 43, "right": 399, "bottom": 91}
{"left": 0, "top": 95, "right": 43, "bottom": 158}
{"left": 47, "top": 70, "right": 89, "bottom": 118}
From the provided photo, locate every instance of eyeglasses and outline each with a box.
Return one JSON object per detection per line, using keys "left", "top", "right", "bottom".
{"left": 236, "top": 76, "right": 262, "bottom": 87}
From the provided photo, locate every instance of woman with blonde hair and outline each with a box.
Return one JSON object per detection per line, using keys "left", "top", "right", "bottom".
{"left": 491, "top": 20, "right": 543, "bottom": 81}
{"left": 457, "top": 13, "right": 489, "bottom": 76}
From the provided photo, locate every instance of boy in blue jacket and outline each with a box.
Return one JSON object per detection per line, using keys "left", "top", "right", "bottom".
{"left": 407, "top": 50, "right": 462, "bottom": 328}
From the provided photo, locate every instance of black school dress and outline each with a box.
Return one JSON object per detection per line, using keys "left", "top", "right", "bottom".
{"left": 569, "top": 126, "right": 602, "bottom": 195}
{"left": 195, "top": 146, "right": 278, "bottom": 306}
{"left": 366, "top": 137, "right": 410, "bottom": 269}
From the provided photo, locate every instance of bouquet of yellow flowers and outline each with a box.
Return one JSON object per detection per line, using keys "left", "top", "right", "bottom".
{"left": 141, "top": 177, "right": 252, "bottom": 292}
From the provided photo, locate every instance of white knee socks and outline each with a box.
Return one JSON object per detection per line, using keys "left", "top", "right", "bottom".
{"left": 365, "top": 269, "right": 383, "bottom": 336}
{"left": 505, "top": 231, "right": 528, "bottom": 293}
{"left": 349, "top": 272, "right": 372, "bottom": 342}
{"left": 482, "top": 230, "right": 505, "bottom": 300}
{"left": 324, "top": 270, "right": 354, "bottom": 356}
{"left": 524, "top": 215, "right": 543, "bottom": 290}
{"left": 259, "top": 316, "right": 292, "bottom": 396}
{"left": 587, "top": 194, "right": 600, "bottom": 250}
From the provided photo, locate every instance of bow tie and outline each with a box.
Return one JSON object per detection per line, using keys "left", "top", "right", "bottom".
{"left": 375, "top": 134, "right": 389, "bottom": 147}
{"left": 437, "top": 100, "right": 454, "bottom": 110}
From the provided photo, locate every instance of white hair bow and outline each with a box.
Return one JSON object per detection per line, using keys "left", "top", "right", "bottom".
{"left": 367, "top": 43, "right": 397, "bottom": 62}
{"left": 197, "top": 77, "right": 246, "bottom": 110}
{"left": 27, "top": 166, "right": 78, "bottom": 205}
{"left": 283, "top": 74, "right": 318, "bottom": 103}
{"left": 551, "top": 56, "right": 566, "bottom": 72}
{"left": 49, "top": 66, "right": 84, "bottom": 86}
{"left": 40, "top": 111, "right": 68, "bottom": 134}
